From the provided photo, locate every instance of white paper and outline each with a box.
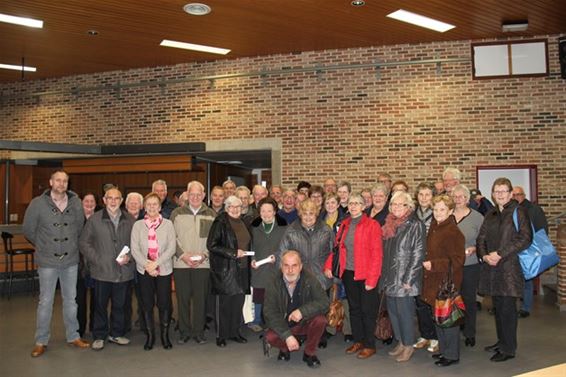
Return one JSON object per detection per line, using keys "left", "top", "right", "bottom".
{"left": 243, "top": 251, "right": 255, "bottom": 256}
{"left": 254, "top": 255, "right": 274, "bottom": 267}
{"left": 189, "top": 255, "right": 203, "bottom": 261}
{"left": 115, "top": 245, "right": 130, "bottom": 262}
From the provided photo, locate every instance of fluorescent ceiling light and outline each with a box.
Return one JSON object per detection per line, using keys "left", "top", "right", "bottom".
{"left": 387, "top": 9, "right": 455, "bottom": 33}
{"left": 160, "top": 39, "right": 230, "bottom": 55}
{"left": 0, "top": 13, "right": 43, "bottom": 28}
{"left": 0, "top": 63, "right": 37, "bottom": 72}
{"left": 502, "top": 22, "right": 528, "bottom": 32}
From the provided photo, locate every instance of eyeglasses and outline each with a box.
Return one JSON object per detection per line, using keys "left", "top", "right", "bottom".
{"left": 228, "top": 205, "right": 243, "bottom": 210}
{"left": 391, "top": 202, "right": 408, "bottom": 208}
{"left": 348, "top": 202, "right": 363, "bottom": 207}
{"left": 493, "top": 190, "right": 510, "bottom": 195}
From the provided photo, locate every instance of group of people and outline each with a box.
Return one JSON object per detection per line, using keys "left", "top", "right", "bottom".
{"left": 23, "top": 167, "right": 546, "bottom": 369}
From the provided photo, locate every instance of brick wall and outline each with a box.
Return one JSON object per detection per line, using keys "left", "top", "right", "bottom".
{"left": 1, "top": 35, "right": 565, "bottom": 306}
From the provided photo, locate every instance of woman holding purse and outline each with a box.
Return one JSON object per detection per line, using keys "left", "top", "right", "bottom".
{"left": 421, "top": 195, "right": 465, "bottom": 366}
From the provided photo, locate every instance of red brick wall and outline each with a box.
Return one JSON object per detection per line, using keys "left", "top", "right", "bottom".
{"left": 1, "top": 35, "right": 565, "bottom": 306}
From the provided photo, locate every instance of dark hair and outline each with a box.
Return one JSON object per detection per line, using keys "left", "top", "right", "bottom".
{"left": 258, "top": 197, "right": 278, "bottom": 212}
{"left": 491, "top": 177, "right": 513, "bottom": 192}
{"left": 308, "top": 185, "right": 324, "bottom": 197}
{"left": 297, "top": 181, "right": 311, "bottom": 191}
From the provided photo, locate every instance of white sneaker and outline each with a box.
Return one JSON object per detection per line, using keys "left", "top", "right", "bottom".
{"left": 108, "top": 336, "right": 130, "bottom": 345}
{"left": 427, "top": 339, "right": 439, "bottom": 353}
{"left": 91, "top": 339, "right": 104, "bottom": 351}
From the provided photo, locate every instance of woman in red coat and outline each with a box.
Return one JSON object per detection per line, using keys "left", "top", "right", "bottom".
{"left": 324, "top": 193, "right": 383, "bottom": 359}
{"left": 421, "top": 195, "right": 465, "bottom": 367}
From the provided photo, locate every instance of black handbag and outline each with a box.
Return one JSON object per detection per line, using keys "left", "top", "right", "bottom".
{"left": 331, "top": 226, "right": 346, "bottom": 278}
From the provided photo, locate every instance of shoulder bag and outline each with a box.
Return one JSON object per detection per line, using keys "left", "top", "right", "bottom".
{"left": 434, "top": 261, "right": 466, "bottom": 328}
{"left": 331, "top": 225, "right": 346, "bottom": 278}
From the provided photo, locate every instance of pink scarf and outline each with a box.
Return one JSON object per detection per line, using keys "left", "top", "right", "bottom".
{"left": 144, "top": 214, "right": 163, "bottom": 272}
{"left": 382, "top": 210, "right": 413, "bottom": 240}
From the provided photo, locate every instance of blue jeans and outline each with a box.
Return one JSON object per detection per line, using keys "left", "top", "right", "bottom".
{"left": 36, "top": 265, "right": 80, "bottom": 345}
{"left": 521, "top": 279, "right": 534, "bottom": 312}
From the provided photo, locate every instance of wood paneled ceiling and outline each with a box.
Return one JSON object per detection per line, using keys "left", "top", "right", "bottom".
{"left": 0, "top": 0, "right": 564, "bottom": 83}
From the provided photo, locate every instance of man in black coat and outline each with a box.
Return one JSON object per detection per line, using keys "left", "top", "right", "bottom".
{"left": 263, "top": 250, "right": 329, "bottom": 368}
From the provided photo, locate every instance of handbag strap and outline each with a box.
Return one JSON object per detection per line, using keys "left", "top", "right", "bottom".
{"left": 377, "top": 290, "right": 387, "bottom": 314}
{"left": 335, "top": 224, "right": 346, "bottom": 246}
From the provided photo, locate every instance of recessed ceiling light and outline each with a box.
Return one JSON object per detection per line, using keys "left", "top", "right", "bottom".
{"left": 87, "top": 30, "right": 99, "bottom": 36}
{"left": 0, "top": 13, "right": 43, "bottom": 28}
{"left": 0, "top": 63, "right": 37, "bottom": 72}
{"left": 160, "top": 39, "right": 230, "bottom": 55}
{"left": 183, "top": 3, "right": 212, "bottom": 16}
{"left": 387, "top": 9, "right": 455, "bottom": 33}
{"left": 351, "top": 0, "right": 365, "bottom": 6}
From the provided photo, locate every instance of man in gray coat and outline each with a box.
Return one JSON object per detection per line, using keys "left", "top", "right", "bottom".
{"left": 23, "top": 170, "right": 90, "bottom": 357}
{"left": 80, "top": 187, "right": 135, "bottom": 351}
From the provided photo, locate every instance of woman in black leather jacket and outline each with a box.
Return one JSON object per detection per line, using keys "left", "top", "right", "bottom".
{"left": 207, "top": 195, "right": 251, "bottom": 347}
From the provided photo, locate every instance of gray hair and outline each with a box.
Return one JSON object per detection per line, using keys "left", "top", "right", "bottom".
{"left": 152, "top": 179, "right": 168, "bottom": 191}
{"left": 125, "top": 192, "right": 143, "bottom": 206}
{"left": 452, "top": 184, "right": 471, "bottom": 201}
{"left": 187, "top": 180, "right": 205, "bottom": 192}
{"left": 371, "top": 183, "right": 389, "bottom": 197}
{"left": 235, "top": 186, "right": 251, "bottom": 196}
{"left": 442, "top": 167, "right": 462, "bottom": 181}
{"left": 224, "top": 195, "right": 243, "bottom": 210}
{"left": 252, "top": 184, "right": 268, "bottom": 195}
{"left": 280, "top": 250, "right": 302, "bottom": 266}
{"left": 389, "top": 191, "right": 415, "bottom": 211}
{"left": 348, "top": 193, "right": 365, "bottom": 205}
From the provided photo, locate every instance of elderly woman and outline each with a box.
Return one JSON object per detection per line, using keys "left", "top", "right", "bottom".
{"left": 279, "top": 198, "right": 334, "bottom": 347}
{"left": 452, "top": 184, "right": 484, "bottom": 348}
{"left": 360, "top": 188, "right": 372, "bottom": 210}
{"left": 278, "top": 188, "right": 299, "bottom": 224}
{"left": 130, "top": 193, "right": 176, "bottom": 350}
{"left": 364, "top": 183, "right": 390, "bottom": 226}
{"left": 477, "top": 178, "right": 532, "bottom": 362}
{"left": 308, "top": 185, "right": 325, "bottom": 212}
{"left": 207, "top": 195, "right": 251, "bottom": 347}
{"left": 249, "top": 197, "right": 287, "bottom": 332}
{"left": 324, "top": 194, "right": 383, "bottom": 359}
{"left": 380, "top": 191, "right": 425, "bottom": 362}
{"left": 421, "top": 195, "right": 465, "bottom": 366}
{"left": 413, "top": 182, "right": 437, "bottom": 352}
{"left": 125, "top": 192, "right": 144, "bottom": 220}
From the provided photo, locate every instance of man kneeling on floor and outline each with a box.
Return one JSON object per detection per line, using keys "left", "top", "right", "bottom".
{"left": 263, "top": 250, "right": 329, "bottom": 368}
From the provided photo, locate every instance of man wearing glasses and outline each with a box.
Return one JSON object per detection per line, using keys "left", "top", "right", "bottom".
{"left": 23, "top": 170, "right": 90, "bottom": 357}
{"left": 80, "top": 187, "right": 135, "bottom": 351}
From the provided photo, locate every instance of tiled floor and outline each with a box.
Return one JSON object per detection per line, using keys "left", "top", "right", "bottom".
{"left": 1, "top": 293, "right": 565, "bottom": 377}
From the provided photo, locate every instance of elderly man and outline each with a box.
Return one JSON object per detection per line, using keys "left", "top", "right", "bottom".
{"left": 209, "top": 185, "right": 225, "bottom": 214}
{"left": 152, "top": 179, "right": 177, "bottom": 219}
{"left": 441, "top": 168, "right": 461, "bottom": 195}
{"left": 222, "top": 179, "right": 237, "bottom": 198}
{"left": 235, "top": 186, "right": 258, "bottom": 227}
{"left": 171, "top": 181, "right": 217, "bottom": 345}
{"left": 264, "top": 250, "right": 329, "bottom": 368}
{"left": 269, "top": 184, "right": 284, "bottom": 208}
{"left": 80, "top": 187, "right": 135, "bottom": 351}
{"left": 323, "top": 178, "right": 337, "bottom": 194}
{"left": 23, "top": 170, "right": 89, "bottom": 357}
{"left": 278, "top": 189, "right": 298, "bottom": 224}
{"left": 512, "top": 186, "right": 549, "bottom": 318}
{"left": 251, "top": 184, "right": 269, "bottom": 210}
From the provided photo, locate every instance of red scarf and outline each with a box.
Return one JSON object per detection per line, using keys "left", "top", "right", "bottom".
{"left": 144, "top": 214, "right": 163, "bottom": 272}
{"left": 382, "top": 210, "right": 413, "bottom": 240}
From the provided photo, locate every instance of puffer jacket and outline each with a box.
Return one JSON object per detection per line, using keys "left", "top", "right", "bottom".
{"left": 278, "top": 219, "right": 334, "bottom": 290}
{"left": 207, "top": 212, "right": 250, "bottom": 296}
{"left": 23, "top": 190, "right": 84, "bottom": 268}
{"left": 79, "top": 208, "right": 135, "bottom": 283}
{"left": 421, "top": 216, "right": 465, "bottom": 306}
{"left": 477, "top": 200, "right": 532, "bottom": 297}
{"left": 263, "top": 269, "right": 329, "bottom": 341}
{"left": 250, "top": 215, "right": 287, "bottom": 289}
{"left": 379, "top": 214, "right": 426, "bottom": 297}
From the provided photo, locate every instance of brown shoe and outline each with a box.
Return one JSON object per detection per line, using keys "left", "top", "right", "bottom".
{"left": 69, "top": 338, "right": 91, "bottom": 349}
{"left": 388, "top": 342, "right": 404, "bottom": 356}
{"left": 357, "top": 348, "right": 376, "bottom": 359}
{"left": 396, "top": 345, "right": 414, "bottom": 362}
{"left": 345, "top": 342, "right": 364, "bottom": 354}
{"left": 31, "top": 344, "right": 46, "bottom": 357}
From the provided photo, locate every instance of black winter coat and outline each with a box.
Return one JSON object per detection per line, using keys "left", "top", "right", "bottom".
{"left": 207, "top": 212, "right": 251, "bottom": 296}
{"left": 477, "top": 200, "right": 532, "bottom": 297}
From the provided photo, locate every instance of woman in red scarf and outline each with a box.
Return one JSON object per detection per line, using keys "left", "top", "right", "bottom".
{"left": 131, "top": 193, "right": 176, "bottom": 350}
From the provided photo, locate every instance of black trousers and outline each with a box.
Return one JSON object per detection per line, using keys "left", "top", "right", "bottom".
{"left": 92, "top": 280, "right": 130, "bottom": 340}
{"left": 138, "top": 272, "right": 172, "bottom": 323}
{"left": 76, "top": 275, "right": 95, "bottom": 337}
{"left": 492, "top": 295, "right": 518, "bottom": 356}
{"left": 216, "top": 293, "right": 245, "bottom": 339}
{"left": 415, "top": 296, "right": 437, "bottom": 340}
{"left": 174, "top": 268, "right": 210, "bottom": 338}
{"left": 341, "top": 270, "right": 379, "bottom": 349}
{"left": 461, "top": 264, "right": 480, "bottom": 338}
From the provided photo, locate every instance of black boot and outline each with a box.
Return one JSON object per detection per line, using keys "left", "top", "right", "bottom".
{"left": 143, "top": 311, "right": 155, "bottom": 351}
{"left": 160, "top": 311, "right": 172, "bottom": 350}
